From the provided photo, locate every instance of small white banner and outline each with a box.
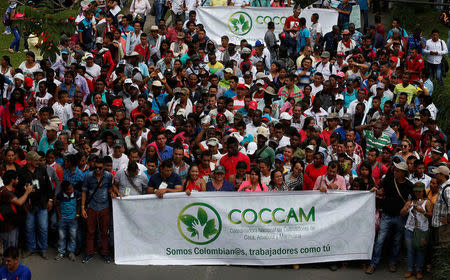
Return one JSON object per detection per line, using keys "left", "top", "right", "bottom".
{"left": 196, "top": 7, "right": 339, "bottom": 45}
{"left": 113, "top": 191, "right": 375, "bottom": 265}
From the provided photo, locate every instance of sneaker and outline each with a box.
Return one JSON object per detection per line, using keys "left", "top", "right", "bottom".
{"left": 55, "top": 253, "right": 64, "bottom": 261}
{"left": 22, "top": 251, "right": 34, "bottom": 258}
{"left": 2, "top": 31, "right": 11, "bottom": 35}
{"left": 23, "top": 49, "right": 28, "bottom": 53}
{"left": 365, "top": 266, "right": 375, "bottom": 274}
{"left": 8, "top": 48, "right": 14, "bottom": 54}
{"left": 40, "top": 251, "right": 49, "bottom": 260}
{"left": 404, "top": 271, "right": 413, "bottom": 278}
{"left": 68, "top": 253, "right": 76, "bottom": 262}
{"left": 102, "top": 254, "right": 112, "bottom": 264}
{"left": 82, "top": 254, "right": 93, "bottom": 263}
{"left": 389, "top": 264, "right": 397, "bottom": 273}
{"left": 416, "top": 271, "right": 423, "bottom": 279}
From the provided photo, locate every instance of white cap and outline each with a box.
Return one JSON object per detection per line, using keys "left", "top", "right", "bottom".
{"left": 14, "top": 73, "right": 24, "bottom": 81}
{"left": 246, "top": 142, "right": 257, "bottom": 155}
{"left": 335, "top": 94, "right": 344, "bottom": 101}
{"left": 124, "top": 78, "right": 133, "bottom": 84}
{"left": 280, "top": 112, "right": 292, "bottom": 121}
{"left": 85, "top": 53, "right": 94, "bottom": 59}
{"left": 130, "top": 83, "right": 139, "bottom": 90}
{"left": 201, "top": 115, "right": 211, "bottom": 124}
{"left": 165, "top": 126, "right": 176, "bottom": 133}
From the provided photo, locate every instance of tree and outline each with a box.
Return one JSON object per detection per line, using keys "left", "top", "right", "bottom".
{"left": 15, "top": 0, "right": 78, "bottom": 61}
{"left": 294, "top": 0, "right": 319, "bottom": 8}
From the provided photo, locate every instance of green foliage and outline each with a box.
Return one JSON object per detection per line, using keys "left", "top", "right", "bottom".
{"left": 15, "top": 0, "right": 78, "bottom": 61}
{"left": 180, "top": 207, "right": 218, "bottom": 239}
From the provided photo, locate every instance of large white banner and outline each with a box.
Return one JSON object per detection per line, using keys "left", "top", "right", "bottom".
{"left": 197, "top": 7, "right": 339, "bottom": 45}
{"left": 113, "top": 191, "right": 375, "bottom": 265}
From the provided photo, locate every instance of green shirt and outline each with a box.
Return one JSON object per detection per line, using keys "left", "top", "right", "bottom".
{"left": 364, "top": 130, "right": 391, "bottom": 155}
{"left": 254, "top": 146, "right": 275, "bottom": 165}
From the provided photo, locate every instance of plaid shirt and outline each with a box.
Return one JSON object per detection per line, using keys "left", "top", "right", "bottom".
{"left": 63, "top": 167, "right": 85, "bottom": 189}
{"left": 432, "top": 180, "right": 450, "bottom": 227}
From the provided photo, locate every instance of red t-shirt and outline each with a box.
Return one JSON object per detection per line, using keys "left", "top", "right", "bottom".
{"left": 284, "top": 16, "right": 299, "bottom": 38}
{"left": 219, "top": 152, "right": 251, "bottom": 180}
{"left": 303, "top": 164, "right": 327, "bottom": 190}
{"left": 405, "top": 55, "right": 425, "bottom": 81}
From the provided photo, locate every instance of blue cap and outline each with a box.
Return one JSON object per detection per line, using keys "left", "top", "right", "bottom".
{"left": 262, "top": 114, "right": 272, "bottom": 122}
{"left": 255, "top": 40, "right": 263, "bottom": 47}
{"left": 61, "top": 48, "right": 69, "bottom": 55}
{"left": 275, "top": 154, "right": 285, "bottom": 162}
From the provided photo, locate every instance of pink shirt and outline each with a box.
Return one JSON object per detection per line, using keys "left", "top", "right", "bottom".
{"left": 313, "top": 175, "right": 347, "bottom": 190}
{"left": 238, "top": 180, "right": 268, "bottom": 192}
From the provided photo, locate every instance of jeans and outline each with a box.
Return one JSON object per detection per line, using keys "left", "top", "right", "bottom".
{"left": 404, "top": 229, "right": 426, "bottom": 272}
{"left": 154, "top": 0, "right": 164, "bottom": 25}
{"left": 283, "top": 33, "right": 297, "bottom": 57}
{"left": 428, "top": 63, "right": 442, "bottom": 84}
{"left": 25, "top": 206, "right": 48, "bottom": 253}
{"left": 361, "top": 10, "right": 369, "bottom": 33}
{"left": 57, "top": 219, "right": 77, "bottom": 254}
{"left": 9, "top": 27, "right": 20, "bottom": 52}
{"left": 86, "top": 208, "right": 110, "bottom": 255}
{"left": 0, "top": 228, "right": 19, "bottom": 251}
{"left": 447, "top": 30, "right": 450, "bottom": 55}
{"left": 370, "top": 213, "right": 405, "bottom": 267}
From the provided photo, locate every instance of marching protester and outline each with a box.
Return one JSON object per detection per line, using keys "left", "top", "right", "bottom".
{"left": 0, "top": 1, "right": 448, "bottom": 277}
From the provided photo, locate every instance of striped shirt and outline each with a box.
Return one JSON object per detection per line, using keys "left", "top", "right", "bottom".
{"left": 278, "top": 84, "right": 303, "bottom": 103}
{"left": 431, "top": 181, "right": 450, "bottom": 227}
{"left": 364, "top": 130, "right": 391, "bottom": 155}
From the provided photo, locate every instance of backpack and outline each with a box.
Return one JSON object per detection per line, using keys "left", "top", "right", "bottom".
{"left": 316, "top": 61, "right": 334, "bottom": 74}
{"left": 439, "top": 40, "right": 449, "bottom": 76}
{"left": 94, "top": 51, "right": 105, "bottom": 68}
{"left": 2, "top": 3, "right": 17, "bottom": 26}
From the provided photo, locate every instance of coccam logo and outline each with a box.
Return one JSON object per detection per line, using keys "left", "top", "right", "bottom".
{"left": 256, "top": 16, "right": 287, "bottom": 25}
{"left": 177, "top": 203, "right": 222, "bottom": 245}
{"left": 228, "top": 11, "right": 253, "bottom": 36}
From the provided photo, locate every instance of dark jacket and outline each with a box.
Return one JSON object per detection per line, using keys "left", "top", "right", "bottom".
{"left": 16, "top": 165, "right": 53, "bottom": 210}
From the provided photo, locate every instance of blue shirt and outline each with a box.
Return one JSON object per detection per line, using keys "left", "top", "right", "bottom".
{"left": 0, "top": 264, "right": 32, "bottom": 280}
{"left": 334, "top": 127, "right": 361, "bottom": 143}
{"left": 343, "top": 89, "right": 357, "bottom": 108}
{"left": 77, "top": 18, "right": 94, "bottom": 44}
{"left": 424, "top": 79, "right": 433, "bottom": 95}
{"left": 206, "top": 180, "right": 235, "bottom": 191}
{"left": 358, "top": 0, "right": 368, "bottom": 10}
{"left": 56, "top": 190, "right": 80, "bottom": 220}
{"left": 224, "top": 89, "right": 237, "bottom": 98}
{"left": 337, "top": 3, "right": 352, "bottom": 25}
{"left": 63, "top": 167, "right": 85, "bottom": 189}
{"left": 37, "top": 136, "right": 56, "bottom": 154}
{"left": 407, "top": 35, "right": 427, "bottom": 55}
{"left": 297, "top": 27, "right": 310, "bottom": 53}
{"left": 158, "top": 145, "right": 173, "bottom": 161}
{"left": 152, "top": 93, "right": 169, "bottom": 113}
{"left": 148, "top": 172, "right": 181, "bottom": 190}
{"left": 82, "top": 171, "right": 113, "bottom": 211}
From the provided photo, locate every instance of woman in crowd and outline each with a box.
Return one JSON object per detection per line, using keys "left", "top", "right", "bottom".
{"left": 18, "top": 52, "right": 41, "bottom": 77}
{"left": 183, "top": 164, "right": 207, "bottom": 194}
{"left": 237, "top": 167, "right": 268, "bottom": 192}
{"left": 284, "top": 159, "right": 304, "bottom": 190}
{"left": 268, "top": 169, "right": 289, "bottom": 191}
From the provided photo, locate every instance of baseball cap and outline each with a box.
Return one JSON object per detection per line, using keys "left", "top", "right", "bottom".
{"left": 246, "top": 142, "right": 258, "bottom": 155}
{"left": 376, "top": 83, "right": 385, "bottom": 89}
{"left": 206, "top": 138, "right": 220, "bottom": 147}
{"left": 342, "top": 113, "right": 352, "bottom": 121}
{"left": 255, "top": 79, "right": 265, "bottom": 85}
{"left": 26, "top": 151, "right": 42, "bottom": 161}
{"left": 305, "top": 145, "right": 315, "bottom": 151}
{"left": 327, "top": 112, "right": 339, "bottom": 119}
{"left": 112, "top": 99, "right": 123, "bottom": 107}
{"left": 89, "top": 123, "right": 99, "bottom": 132}
{"left": 321, "top": 51, "right": 330, "bottom": 58}
{"left": 61, "top": 48, "right": 70, "bottom": 55}
{"left": 152, "top": 115, "right": 162, "bottom": 122}
{"left": 130, "top": 83, "right": 139, "bottom": 90}
{"left": 243, "top": 71, "right": 252, "bottom": 77}
{"left": 256, "top": 127, "right": 269, "bottom": 140}
{"left": 201, "top": 115, "right": 211, "bottom": 124}
{"left": 262, "top": 114, "right": 272, "bottom": 122}
{"left": 336, "top": 51, "right": 345, "bottom": 57}
{"left": 24, "top": 77, "right": 33, "bottom": 88}
{"left": 249, "top": 101, "right": 257, "bottom": 110}
{"left": 45, "top": 123, "right": 59, "bottom": 131}
{"left": 213, "top": 165, "right": 226, "bottom": 174}
{"left": 150, "top": 25, "right": 159, "bottom": 31}
{"left": 85, "top": 53, "right": 94, "bottom": 59}
{"left": 337, "top": 71, "right": 345, "bottom": 78}
{"left": 255, "top": 72, "right": 266, "bottom": 79}
{"left": 414, "top": 113, "right": 421, "bottom": 120}
{"left": 14, "top": 73, "right": 24, "bottom": 81}
{"left": 432, "top": 165, "right": 450, "bottom": 176}
{"left": 275, "top": 154, "right": 285, "bottom": 162}
{"left": 342, "top": 29, "right": 350, "bottom": 35}
{"left": 124, "top": 78, "right": 133, "bottom": 84}
{"left": 237, "top": 83, "right": 250, "bottom": 90}
{"left": 280, "top": 112, "right": 292, "bottom": 121}
{"left": 165, "top": 126, "right": 176, "bottom": 134}
{"left": 254, "top": 40, "right": 263, "bottom": 47}
{"left": 95, "top": 37, "right": 103, "bottom": 44}
{"left": 335, "top": 94, "right": 344, "bottom": 101}
{"left": 113, "top": 139, "right": 124, "bottom": 148}
{"left": 240, "top": 47, "right": 251, "bottom": 55}
{"left": 431, "top": 146, "right": 445, "bottom": 155}
{"left": 394, "top": 162, "right": 408, "bottom": 172}
{"left": 152, "top": 80, "right": 163, "bottom": 87}
{"left": 224, "top": 67, "right": 233, "bottom": 74}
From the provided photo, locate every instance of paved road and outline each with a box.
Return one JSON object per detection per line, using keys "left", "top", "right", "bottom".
{"left": 21, "top": 248, "right": 432, "bottom": 280}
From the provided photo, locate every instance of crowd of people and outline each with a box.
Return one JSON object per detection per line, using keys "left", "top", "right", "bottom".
{"left": 0, "top": 0, "right": 449, "bottom": 278}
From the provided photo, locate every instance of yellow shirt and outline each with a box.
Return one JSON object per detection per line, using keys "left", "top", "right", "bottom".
{"left": 210, "top": 0, "right": 227, "bottom": 6}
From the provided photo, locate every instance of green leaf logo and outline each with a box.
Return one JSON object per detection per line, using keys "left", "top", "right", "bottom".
{"left": 227, "top": 12, "right": 253, "bottom": 36}
{"left": 177, "top": 203, "right": 222, "bottom": 245}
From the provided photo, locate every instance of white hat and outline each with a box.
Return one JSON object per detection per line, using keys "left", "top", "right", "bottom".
{"left": 280, "top": 112, "right": 293, "bottom": 121}
{"left": 124, "top": 78, "right": 133, "bottom": 84}
{"left": 14, "top": 73, "right": 24, "bottom": 81}
{"left": 305, "top": 145, "right": 315, "bottom": 151}
{"left": 201, "top": 115, "right": 211, "bottom": 124}
{"left": 152, "top": 80, "right": 163, "bottom": 87}
{"left": 335, "top": 94, "right": 344, "bottom": 101}
{"left": 165, "top": 126, "right": 176, "bottom": 133}
{"left": 85, "top": 53, "right": 94, "bottom": 59}
{"left": 130, "top": 83, "right": 139, "bottom": 90}
{"left": 176, "top": 108, "right": 187, "bottom": 116}
{"left": 255, "top": 79, "right": 265, "bottom": 85}
{"left": 206, "top": 137, "right": 220, "bottom": 147}
{"left": 95, "top": 37, "right": 103, "bottom": 44}
{"left": 394, "top": 162, "right": 409, "bottom": 172}
{"left": 246, "top": 142, "right": 258, "bottom": 155}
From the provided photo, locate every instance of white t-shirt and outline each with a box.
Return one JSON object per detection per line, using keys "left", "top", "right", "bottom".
{"left": 36, "top": 92, "right": 53, "bottom": 113}
{"left": 112, "top": 154, "right": 129, "bottom": 172}
{"left": 310, "top": 83, "right": 323, "bottom": 97}
{"left": 85, "top": 63, "right": 101, "bottom": 79}
{"left": 309, "top": 22, "right": 322, "bottom": 47}
{"left": 19, "top": 62, "right": 41, "bottom": 78}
